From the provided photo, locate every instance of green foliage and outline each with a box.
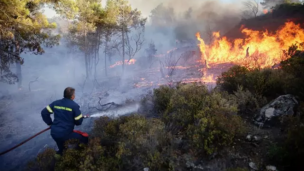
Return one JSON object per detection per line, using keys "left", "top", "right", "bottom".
{"left": 216, "top": 66, "right": 249, "bottom": 94}
{"left": 153, "top": 85, "right": 175, "bottom": 113}
{"left": 267, "top": 104, "right": 304, "bottom": 171}
{"left": 281, "top": 49, "right": 304, "bottom": 100}
{"left": 0, "top": 0, "right": 60, "bottom": 84}
{"left": 233, "top": 86, "right": 267, "bottom": 115}
{"left": 27, "top": 148, "right": 56, "bottom": 171}
{"left": 116, "top": 115, "right": 171, "bottom": 170}
{"left": 153, "top": 83, "right": 245, "bottom": 155}
{"left": 55, "top": 138, "right": 106, "bottom": 171}
{"left": 217, "top": 65, "right": 293, "bottom": 98}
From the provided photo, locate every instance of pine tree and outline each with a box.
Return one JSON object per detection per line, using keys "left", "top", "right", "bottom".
{"left": 0, "top": 0, "right": 60, "bottom": 87}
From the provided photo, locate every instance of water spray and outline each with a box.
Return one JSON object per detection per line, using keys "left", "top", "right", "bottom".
{"left": 89, "top": 103, "right": 140, "bottom": 118}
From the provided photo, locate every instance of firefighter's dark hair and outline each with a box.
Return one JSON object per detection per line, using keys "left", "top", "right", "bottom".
{"left": 64, "top": 87, "right": 75, "bottom": 99}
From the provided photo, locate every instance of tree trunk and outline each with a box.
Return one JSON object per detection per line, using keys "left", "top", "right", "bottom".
{"left": 85, "top": 54, "right": 90, "bottom": 79}
{"left": 105, "top": 41, "right": 108, "bottom": 76}
{"left": 15, "top": 42, "right": 22, "bottom": 89}
{"left": 105, "top": 36, "right": 108, "bottom": 76}
{"left": 122, "top": 26, "right": 125, "bottom": 71}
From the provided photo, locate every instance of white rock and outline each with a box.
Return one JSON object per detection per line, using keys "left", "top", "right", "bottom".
{"left": 246, "top": 135, "right": 252, "bottom": 141}
{"left": 256, "top": 94, "right": 298, "bottom": 126}
{"left": 253, "top": 135, "right": 262, "bottom": 142}
{"left": 143, "top": 167, "right": 149, "bottom": 171}
{"left": 265, "top": 107, "right": 275, "bottom": 118}
{"left": 266, "top": 165, "right": 277, "bottom": 171}
{"left": 249, "top": 162, "right": 258, "bottom": 170}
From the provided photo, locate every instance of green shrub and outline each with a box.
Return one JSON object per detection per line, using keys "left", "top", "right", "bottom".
{"left": 190, "top": 91, "right": 245, "bottom": 155}
{"left": 27, "top": 148, "right": 56, "bottom": 171}
{"left": 92, "top": 115, "right": 176, "bottom": 171}
{"left": 54, "top": 137, "right": 118, "bottom": 171}
{"left": 281, "top": 51, "right": 304, "bottom": 100}
{"left": 216, "top": 65, "right": 249, "bottom": 94}
{"left": 217, "top": 65, "right": 292, "bottom": 99}
{"left": 267, "top": 104, "right": 304, "bottom": 171}
{"left": 233, "top": 86, "right": 267, "bottom": 115}
{"left": 116, "top": 115, "right": 172, "bottom": 170}
{"left": 154, "top": 83, "right": 246, "bottom": 155}
{"left": 153, "top": 85, "right": 176, "bottom": 113}
{"left": 245, "top": 68, "right": 289, "bottom": 97}
{"left": 163, "top": 83, "right": 210, "bottom": 130}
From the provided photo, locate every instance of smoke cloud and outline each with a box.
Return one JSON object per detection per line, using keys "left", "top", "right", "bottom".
{"left": 132, "top": 0, "right": 244, "bottom": 52}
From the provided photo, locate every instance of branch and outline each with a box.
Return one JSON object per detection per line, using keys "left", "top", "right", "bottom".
{"left": 29, "top": 77, "right": 39, "bottom": 92}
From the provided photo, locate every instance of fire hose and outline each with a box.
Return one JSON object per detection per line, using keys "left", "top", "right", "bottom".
{"left": 0, "top": 115, "right": 90, "bottom": 156}
{"left": 0, "top": 127, "right": 51, "bottom": 156}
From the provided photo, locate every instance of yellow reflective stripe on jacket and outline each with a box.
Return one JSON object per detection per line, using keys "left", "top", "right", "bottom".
{"left": 75, "top": 114, "right": 83, "bottom": 120}
{"left": 46, "top": 105, "right": 53, "bottom": 113}
{"left": 54, "top": 106, "right": 72, "bottom": 111}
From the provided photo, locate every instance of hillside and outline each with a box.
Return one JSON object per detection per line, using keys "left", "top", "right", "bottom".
{"left": 224, "top": 3, "right": 304, "bottom": 40}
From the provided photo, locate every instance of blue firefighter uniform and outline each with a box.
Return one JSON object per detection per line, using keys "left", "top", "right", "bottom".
{"left": 41, "top": 98, "right": 88, "bottom": 154}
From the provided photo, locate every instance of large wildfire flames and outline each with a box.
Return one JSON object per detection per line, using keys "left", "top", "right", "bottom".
{"left": 110, "top": 22, "right": 304, "bottom": 89}
{"left": 196, "top": 22, "right": 304, "bottom": 69}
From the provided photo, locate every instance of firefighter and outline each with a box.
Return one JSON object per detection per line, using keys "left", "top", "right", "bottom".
{"left": 41, "top": 87, "right": 88, "bottom": 155}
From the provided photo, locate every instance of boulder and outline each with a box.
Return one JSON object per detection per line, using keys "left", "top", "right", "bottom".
{"left": 266, "top": 165, "right": 277, "bottom": 171}
{"left": 249, "top": 162, "right": 258, "bottom": 170}
{"left": 255, "top": 94, "right": 298, "bottom": 127}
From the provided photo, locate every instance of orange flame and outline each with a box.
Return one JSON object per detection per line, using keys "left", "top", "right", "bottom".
{"left": 196, "top": 22, "right": 304, "bottom": 69}
{"left": 263, "top": 9, "right": 268, "bottom": 14}
{"left": 201, "top": 74, "right": 216, "bottom": 83}
{"left": 110, "top": 59, "right": 136, "bottom": 68}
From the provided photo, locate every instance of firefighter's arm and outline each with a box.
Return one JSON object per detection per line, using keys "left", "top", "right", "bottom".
{"left": 74, "top": 105, "right": 83, "bottom": 126}
{"left": 41, "top": 103, "right": 54, "bottom": 126}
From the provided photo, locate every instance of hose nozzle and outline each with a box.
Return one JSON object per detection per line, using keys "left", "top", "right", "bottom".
{"left": 83, "top": 114, "right": 90, "bottom": 118}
